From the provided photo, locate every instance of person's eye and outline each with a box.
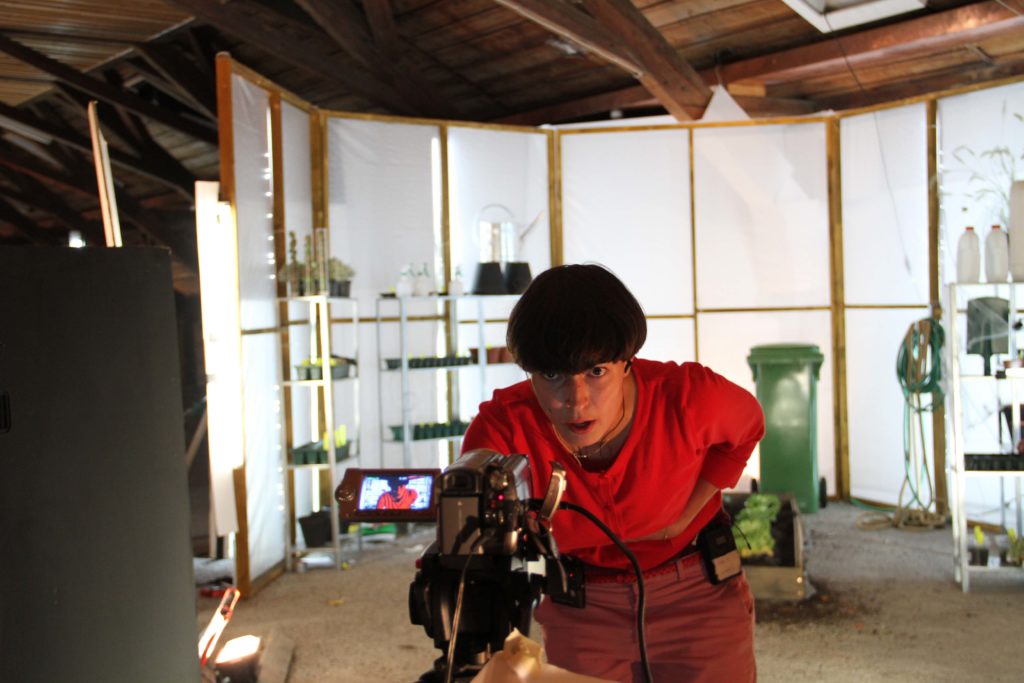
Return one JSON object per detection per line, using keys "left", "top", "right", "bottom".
{"left": 541, "top": 372, "right": 561, "bottom": 382}
{"left": 589, "top": 366, "right": 608, "bottom": 377}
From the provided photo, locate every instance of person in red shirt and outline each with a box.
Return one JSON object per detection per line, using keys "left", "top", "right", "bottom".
{"left": 461, "top": 264, "right": 764, "bottom": 682}
{"left": 376, "top": 479, "right": 418, "bottom": 510}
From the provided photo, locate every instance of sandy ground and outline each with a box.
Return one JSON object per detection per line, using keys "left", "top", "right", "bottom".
{"left": 197, "top": 503, "right": 1023, "bottom": 682}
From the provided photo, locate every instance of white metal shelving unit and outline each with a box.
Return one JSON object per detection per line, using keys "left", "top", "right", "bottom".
{"left": 945, "top": 282, "right": 1024, "bottom": 592}
{"left": 279, "top": 294, "right": 361, "bottom": 570}
{"left": 375, "top": 294, "right": 520, "bottom": 468}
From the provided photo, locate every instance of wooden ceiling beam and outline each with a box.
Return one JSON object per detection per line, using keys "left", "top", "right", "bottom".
{"left": 0, "top": 101, "right": 193, "bottom": 197}
{"left": 167, "top": 0, "right": 413, "bottom": 114}
{"left": 0, "top": 196, "right": 65, "bottom": 246}
{"left": 363, "top": 0, "right": 402, "bottom": 56}
{"left": 581, "top": 0, "right": 711, "bottom": 118}
{"left": 493, "top": 0, "right": 644, "bottom": 75}
{"left": 719, "top": 1, "right": 1024, "bottom": 85}
{"left": 0, "top": 167, "right": 105, "bottom": 244}
{"left": 360, "top": 0, "right": 507, "bottom": 117}
{"left": 817, "top": 58, "right": 1024, "bottom": 112}
{"left": 293, "top": 0, "right": 455, "bottom": 117}
{"left": 496, "top": 0, "right": 711, "bottom": 120}
{"left": 0, "top": 137, "right": 100, "bottom": 199}
{"left": 0, "top": 32, "right": 217, "bottom": 145}
{"left": 132, "top": 43, "right": 217, "bottom": 121}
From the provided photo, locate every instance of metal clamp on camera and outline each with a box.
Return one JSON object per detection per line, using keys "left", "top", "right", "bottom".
{"left": 335, "top": 449, "right": 580, "bottom": 683}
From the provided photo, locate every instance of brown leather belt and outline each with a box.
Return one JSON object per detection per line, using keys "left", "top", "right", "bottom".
{"left": 583, "top": 543, "right": 701, "bottom": 585}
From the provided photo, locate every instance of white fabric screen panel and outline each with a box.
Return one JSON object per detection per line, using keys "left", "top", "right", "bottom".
{"left": 639, "top": 318, "right": 696, "bottom": 364}
{"left": 373, "top": 299, "right": 442, "bottom": 469}
{"left": 241, "top": 332, "right": 287, "bottom": 579}
{"left": 693, "top": 123, "right": 830, "bottom": 309}
{"left": 841, "top": 105, "right": 930, "bottom": 305}
{"left": 939, "top": 81, "right": 1024, "bottom": 285}
{"left": 561, "top": 129, "right": 693, "bottom": 316}
{"left": 280, "top": 101, "right": 315, "bottom": 517}
{"left": 327, "top": 117, "right": 440, "bottom": 298}
{"left": 448, "top": 126, "right": 550, "bottom": 323}
{"left": 846, "top": 308, "right": 934, "bottom": 504}
{"left": 327, "top": 118, "right": 441, "bottom": 471}
{"left": 697, "top": 310, "right": 835, "bottom": 494}
{"left": 231, "top": 75, "right": 277, "bottom": 331}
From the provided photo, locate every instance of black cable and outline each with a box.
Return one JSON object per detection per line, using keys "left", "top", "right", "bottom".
{"left": 443, "top": 533, "right": 490, "bottom": 683}
{"left": 558, "top": 501, "right": 653, "bottom": 683}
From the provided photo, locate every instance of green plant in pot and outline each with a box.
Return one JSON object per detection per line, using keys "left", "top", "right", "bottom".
{"left": 278, "top": 231, "right": 307, "bottom": 296}
{"left": 303, "top": 234, "right": 319, "bottom": 294}
{"left": 1006, "top": 528, "right": 1023, "bottom": 566}
{"left": 328, "top": 258, "right": 355, "bottom": 298}
{"left": 969, "top": 525, "right": 989, "bottom": 566}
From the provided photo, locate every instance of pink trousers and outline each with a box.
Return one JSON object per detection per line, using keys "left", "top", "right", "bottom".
{"left": 534, "top": 555, "right": 756, "bottom": 682}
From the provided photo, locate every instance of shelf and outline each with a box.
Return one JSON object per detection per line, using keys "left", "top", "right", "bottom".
{"left": 287, "top": 460, "right": 357, "bottom": 471}
{"left": 380, "top": 362, "right": 518, "bottom": 372}
{"left": 378, "top": 293, "right": 521, "bottom": 302}
{"left": 959, "top": 470, "right": 1024, "bottom": 477}
{"left": 964, "top": 565, "right": 1024, "bottom": 573}
{"left": 384, "top": 434, "right": 465, "bottom": 444}
{"left": 277, "top": 295, "right": 357, "bottom": 303}
{"left": 282, "top": 376, "right": 358, "bottom": 386}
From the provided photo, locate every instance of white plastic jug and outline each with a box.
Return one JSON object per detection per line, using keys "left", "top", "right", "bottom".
{"left": 985, "top": 224, "right": 1009, "bottom": 283}
{"left": 957, "top": 226, "right": 980, "bottom": 283}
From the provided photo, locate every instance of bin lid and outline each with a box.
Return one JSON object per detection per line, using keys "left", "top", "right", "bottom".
{"left": 747, "top": 343, "right": 824, "bottom": 365}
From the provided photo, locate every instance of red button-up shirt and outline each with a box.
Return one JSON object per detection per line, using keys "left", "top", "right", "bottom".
{"left": 461, "top": 359, "right": 765, "bottom": 570}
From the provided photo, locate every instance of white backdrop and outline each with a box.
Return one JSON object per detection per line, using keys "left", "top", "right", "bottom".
{"left": 692, "top": 122, "right": 834, "bottom": 493}
{"left": 561, "top": 129, "right": 693, "bottom": 318}
{"left": 840, "top": 104, "right": 932, "bottom": 504}
{"left": 231, "top": 74, "right": 287, "bottom": 581}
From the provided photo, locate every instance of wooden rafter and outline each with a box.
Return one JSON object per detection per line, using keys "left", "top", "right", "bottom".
{"left": 168, "top": 0, "right": 413, "bottom": 114}
{"left": 0, "top": 196, "right": 64, "bottom": 245}
{"left": 0, "top": 134, "right": 196, "bottom": 273}
{"left": 581, "top": 0, "right": 711, "bottom": 114}
{"left": 133, "top": 42, "right": 217, "bottom": 121}
{"left": 495, "top": 0, "right": 711, "bottom": 120}
{"left": 0, "top": 166, "right": 104, "bottom": 244}
{"left": 493, "top": 0, "right": 642, "bottom": 75}
{"left": 293, "top": 0, "right": 454, "bottom": 117}
{"left": 719, "top": 1, "right": 1024, "bottom": 85}
{"left": 0, "top": 101, "right": 193, "bottom": 197}
{"left": 0, "top": 32, "right": 217, "bottom": 145}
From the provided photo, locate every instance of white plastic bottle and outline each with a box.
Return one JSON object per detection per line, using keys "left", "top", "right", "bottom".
{"left": 985, "top": 224, "right": 1009, "bottom": 283}
{"left": 413, "top": 262, "right": 432, "bottom": 296}
{"left": 957, "top": 226, "right": 980, "bottom": 283}
{"left": 395, "top": 265, "right": 413, "bottom": 297}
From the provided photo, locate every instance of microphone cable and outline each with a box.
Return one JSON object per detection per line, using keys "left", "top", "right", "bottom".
{"left": 558, "top": 501, "right": 653, "bottom": 683}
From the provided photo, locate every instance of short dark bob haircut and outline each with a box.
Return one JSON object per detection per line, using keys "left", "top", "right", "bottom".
{"left": 507, "top": 263, "right": 646, "bottom": 375}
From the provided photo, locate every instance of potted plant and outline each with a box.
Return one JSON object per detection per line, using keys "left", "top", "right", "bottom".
{"left": 278, "top": 231, "right": 306, "bottom": 296}
{"left": 1005, "top": 528, "right": 1023, "bottom": 566}
{"left": 303, "top": 235, "right": 320, "bottom": 294}
{"left": 969, "top": 525, "right": 989, "bottom": 566}
{"left": 328, "top": 258, "right": 355, "bottom": 298}
{"left": 328, "top": 355, "right": 356, "bottom": 379}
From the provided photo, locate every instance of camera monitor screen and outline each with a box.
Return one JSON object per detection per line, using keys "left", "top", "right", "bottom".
{"left": 336, "top": 468, "right": 440, "bottom": 522}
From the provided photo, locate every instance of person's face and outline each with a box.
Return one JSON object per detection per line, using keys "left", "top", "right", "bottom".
{"left": 530, "top": 360, "right": 631, "bottom": 450}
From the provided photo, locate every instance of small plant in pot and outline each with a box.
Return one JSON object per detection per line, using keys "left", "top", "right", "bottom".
{"left": 1005, "top": 529, "right": 1023, "bottom": 566}
{"left": 969, "top": 525, "right": 990, "bottom": 566}
{"left": 278, "top": 231, "right": 307, "bottom": 296}
{"left": 328, "top": 258, "right": 355, "bottom": 298}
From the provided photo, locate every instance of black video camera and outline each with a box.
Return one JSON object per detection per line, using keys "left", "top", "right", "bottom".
{"left": 335, "top": 449, "right": 579, "bottom": 683}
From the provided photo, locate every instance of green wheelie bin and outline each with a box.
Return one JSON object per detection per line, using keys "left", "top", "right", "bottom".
{"left": 747, "top": 343, "right": 827, "bottom": 513}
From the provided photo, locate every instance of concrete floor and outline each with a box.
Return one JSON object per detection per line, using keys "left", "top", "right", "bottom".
{"left": 196, "top": 503, "right": 1023, "bottom": 682}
